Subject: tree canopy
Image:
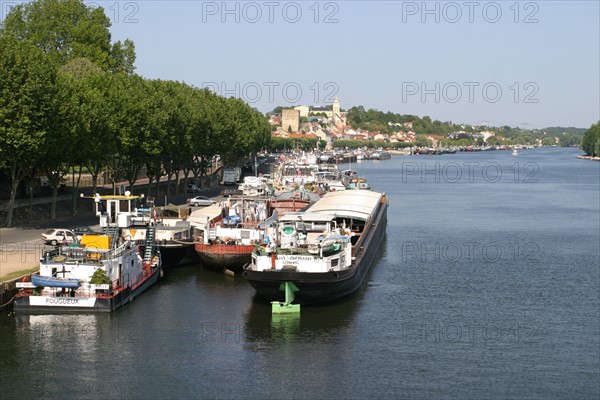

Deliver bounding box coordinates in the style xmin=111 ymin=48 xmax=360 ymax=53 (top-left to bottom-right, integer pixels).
xmin=0 ymin=0 xmax=270 ymax=226
xmin=581 ymin=122 xmax=600 ymax=156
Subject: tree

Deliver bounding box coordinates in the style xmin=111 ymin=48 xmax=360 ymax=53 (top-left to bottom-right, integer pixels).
xmin=541 ymin=136 xmax=555 ymax=146
xmin=110 ymin=39 xmax=136 ymax=74
xmin=487 ymin=136 xmax=499 ymax=146
xmin=111 ymin=74 xmax=155 ymax=190
xmin=38 ymin=59 xmax=116 ymax=219
xmin=558 ymin=133 xmax=579 ymax=147
xmin=2 ymin=0 xmax=112 ymax=67
xmin=2 ymin=0 xmax=135 ymax=72
xmin=0 ymin=35 xmax=57 ymax=227
xmin=415 ymin=134 xmax=432 ymax=147
xmin=581 ymin=122 xmax=600 ymax=156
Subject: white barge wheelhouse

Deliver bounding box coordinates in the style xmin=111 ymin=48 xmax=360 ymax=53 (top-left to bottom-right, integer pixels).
xmin=243 ymin=190 xmax=388 ymax=306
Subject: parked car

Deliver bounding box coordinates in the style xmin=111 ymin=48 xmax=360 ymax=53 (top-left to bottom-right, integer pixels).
xmin=186 ymin=196 xmax=216 ymax=207
xmin=71 ymin=226 xmax=99 ymax=236
xmin=41 ymin=229 xmax=78 ymax=246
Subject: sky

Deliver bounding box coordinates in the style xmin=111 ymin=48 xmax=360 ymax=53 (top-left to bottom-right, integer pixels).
xmin=4 ymin=0 xmax=599 ymax=128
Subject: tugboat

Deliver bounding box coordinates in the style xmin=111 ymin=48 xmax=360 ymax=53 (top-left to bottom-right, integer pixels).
xmin=14 ymin=193 xmax=162 ymax=312
xmin=243 ymin=190 xmax=388 ymax=312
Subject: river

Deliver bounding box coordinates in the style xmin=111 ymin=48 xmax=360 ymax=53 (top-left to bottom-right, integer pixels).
xmin=1 ymin=147 xmax=598 ymax=399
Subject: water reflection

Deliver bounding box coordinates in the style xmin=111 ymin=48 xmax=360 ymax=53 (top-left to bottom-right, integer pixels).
xmin=3 ymin=313 xmax=130 ymax=398
xmin=244 ymin=228 xmax=388 ymax=345
xmin=243 ymin=240 xmax=387 ymax=345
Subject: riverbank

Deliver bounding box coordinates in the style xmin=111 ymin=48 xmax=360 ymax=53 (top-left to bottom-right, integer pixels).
xmin=0 ymin=244 xmax=39 ymax=311
xmin=576 ymin=155 xmax=600 ymax=161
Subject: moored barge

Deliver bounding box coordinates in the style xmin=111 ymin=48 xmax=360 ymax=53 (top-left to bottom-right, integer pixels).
xmin=243 ymin=190 xmax=388 ymax=305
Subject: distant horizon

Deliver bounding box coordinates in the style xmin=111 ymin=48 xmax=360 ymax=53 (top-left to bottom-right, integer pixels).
xmin=257 ymin=101 xmax=593 ymax=131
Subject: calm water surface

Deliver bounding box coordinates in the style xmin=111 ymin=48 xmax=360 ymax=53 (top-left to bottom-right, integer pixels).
xmin=1 ymin=147 xmax=598 ymax=399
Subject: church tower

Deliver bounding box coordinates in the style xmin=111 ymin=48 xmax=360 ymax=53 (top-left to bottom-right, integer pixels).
xmin=333 ymin=97 xmax=340 ymax=117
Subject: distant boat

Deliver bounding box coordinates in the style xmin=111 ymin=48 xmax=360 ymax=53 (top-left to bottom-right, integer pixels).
xmin=512 ymin=149 xmax=518 ymax=156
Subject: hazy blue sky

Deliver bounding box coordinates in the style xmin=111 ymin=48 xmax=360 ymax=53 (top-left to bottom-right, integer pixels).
xmin=10 ymin=1 xmax=600 ymax=128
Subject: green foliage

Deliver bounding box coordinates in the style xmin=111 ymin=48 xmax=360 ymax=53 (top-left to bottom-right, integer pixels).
xmin=487 ymin=136 xmax=499 ymax=146
xmin=110 ymin=39 xmax=136 ymax=74
xmin=1 ymin=0 xmax=136 ymax=73
xmin=558 ymin=133 xmax=580 ymax=147
xmin=543 ymin=127 xmax=587 ymax=136
xmin=345 ymin=105 xmax=590 ymax=148
xmin=90 ymin=268 xmax=111 ymax=286
xmin=0 ymin=0 xmax=270 ymax=225
xmin=2 ymin=0 xmax=112 ymax=67
xmin=0 ymin=35 xmax=55 ymax=162
xmin=415 ymin=134 xmax=432 ymax=147
xmin=347 ymin=106 xmax=457 ymax=135
xmin=541 ymin=137 xmax=556 ymax=146
xmin=581 ymin=122 xmax=600 ymax=156
xmin=269 ymin=137 xmax=319 ymax=151
xmin=331 ymin=140 xmax=413 ymax=149
xmin=0 ymin=34 xmax=57 ymax=226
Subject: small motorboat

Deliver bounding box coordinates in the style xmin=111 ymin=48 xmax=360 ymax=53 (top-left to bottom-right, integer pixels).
xmin=31 ymin=274 xmax=81 ymax=289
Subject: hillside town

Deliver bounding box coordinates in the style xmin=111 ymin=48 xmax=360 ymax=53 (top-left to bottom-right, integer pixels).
xmin=267 ymin=97 xmax=572 ymax=149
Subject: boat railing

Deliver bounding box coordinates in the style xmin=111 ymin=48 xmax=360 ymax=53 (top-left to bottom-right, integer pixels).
xmin=37 ymin=286 xmax=102 ymax=298
xmin=112 ymin=240 xmax=133 ymax=256
xmin=113 ymin=273 xmax=130 ymax=293
xmin=42 ymin=246 xmax=112 ymax=264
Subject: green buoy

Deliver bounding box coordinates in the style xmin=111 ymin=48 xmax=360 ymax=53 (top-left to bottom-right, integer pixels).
xmin=271 ymin=281 xmax=300 ymax=314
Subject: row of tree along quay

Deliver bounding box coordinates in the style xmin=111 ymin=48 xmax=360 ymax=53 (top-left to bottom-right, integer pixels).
xmin=0 ymin=0 xmax=271 ymax=227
